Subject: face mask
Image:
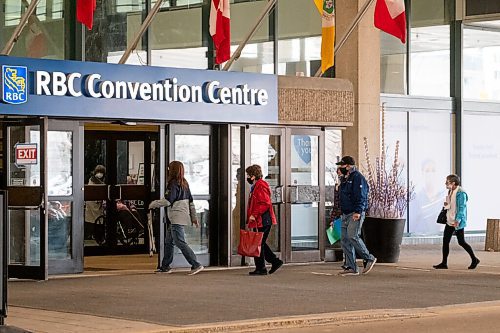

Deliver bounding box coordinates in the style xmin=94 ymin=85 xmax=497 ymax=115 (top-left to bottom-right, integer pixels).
xmin=446 ymin=184 xmax=453 ymax=190
xmin=95 ymin=173 xmax=104 ymax=179
xmin=246 ymin=177 xmax=254 ymax=185
xmin=339 ymin=167 xmax=348 ymax=176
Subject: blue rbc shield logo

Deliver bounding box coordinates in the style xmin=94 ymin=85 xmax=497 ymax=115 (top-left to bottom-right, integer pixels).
xmin=2 ymin=65 xmax=28 ymax=105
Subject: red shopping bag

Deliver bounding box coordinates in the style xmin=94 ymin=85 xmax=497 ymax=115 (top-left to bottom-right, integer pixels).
xmin=237 ymin=229 xmax=264 ymax=257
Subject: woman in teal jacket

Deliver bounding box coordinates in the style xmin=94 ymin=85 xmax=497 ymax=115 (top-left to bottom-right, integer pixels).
xmin=433 ymin=174 xmax=480 ymax=270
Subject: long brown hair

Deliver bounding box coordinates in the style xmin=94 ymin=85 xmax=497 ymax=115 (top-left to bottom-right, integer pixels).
xmin=167 ymin=161 xmax=189 ymax=189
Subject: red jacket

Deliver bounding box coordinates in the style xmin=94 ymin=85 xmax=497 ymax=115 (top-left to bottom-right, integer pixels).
xmin=247 ymin=179 xmax=277 ymax=228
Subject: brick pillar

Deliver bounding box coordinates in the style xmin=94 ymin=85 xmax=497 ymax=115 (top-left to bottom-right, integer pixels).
xmin=335 ymin=0 xmax=381 ymax=168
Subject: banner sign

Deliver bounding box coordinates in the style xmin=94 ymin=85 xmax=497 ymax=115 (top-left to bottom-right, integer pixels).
xmin=0 ymin=56 xmax=278 ymax=124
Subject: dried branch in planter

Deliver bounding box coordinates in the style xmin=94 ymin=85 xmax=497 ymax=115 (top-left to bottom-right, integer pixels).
xmin=363 ymin=105 xmax=414 ymax=219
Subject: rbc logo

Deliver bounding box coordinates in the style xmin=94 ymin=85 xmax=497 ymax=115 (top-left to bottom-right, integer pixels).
xmin=2 ymin=65 xmax=28 ymax=105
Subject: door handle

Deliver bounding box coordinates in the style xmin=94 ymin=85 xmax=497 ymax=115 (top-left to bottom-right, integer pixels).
xmin=107 ymin=185 xmax=111 ymax=201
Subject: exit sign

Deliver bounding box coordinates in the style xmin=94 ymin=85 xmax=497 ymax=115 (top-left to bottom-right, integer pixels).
xmin=15 ymin=143 xmax=38 ymax=166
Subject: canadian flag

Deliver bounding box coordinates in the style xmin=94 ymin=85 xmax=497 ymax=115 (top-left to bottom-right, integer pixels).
xmin=374 ymin=0 xmax=406 ymax=43
xmin=77 ymin=0 xmax=97 ymax=30
xmin=209 ymin=0 xmax=231 ymax=64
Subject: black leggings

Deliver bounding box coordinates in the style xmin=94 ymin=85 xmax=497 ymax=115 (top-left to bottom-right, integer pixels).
xmin=441 ymin=224 xmax=476 ymax=264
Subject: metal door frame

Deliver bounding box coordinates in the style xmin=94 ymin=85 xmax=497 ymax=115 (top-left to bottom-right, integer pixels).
xmin=286 ymin=127 xmax=325 ymax=263
xmin=4 ymin=117 xmax=48 ymax=280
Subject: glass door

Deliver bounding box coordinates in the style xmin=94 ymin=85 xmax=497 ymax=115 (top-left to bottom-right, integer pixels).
xmin=84 ymin=130 xmax=156 ymax=255
xmin=287 ymin=128 xmax=324 ymax=262
xmin=166 ymin=125 xmax=211 ymax=267
xmin=4 ymin=118 xmax=48 ymax=280
xmin=246 ymin=127 xmax=285 ymax=261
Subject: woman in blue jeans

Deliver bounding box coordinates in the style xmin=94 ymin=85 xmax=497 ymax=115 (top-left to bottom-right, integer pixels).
xmin=149 ymin=161 xmax=204 ymax=275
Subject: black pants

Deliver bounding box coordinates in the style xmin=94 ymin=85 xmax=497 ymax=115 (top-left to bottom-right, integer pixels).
xmin=254 ymin=225 xmax=278 ymax=271
xmin=441 ymin=224 xmax=476 ymax=264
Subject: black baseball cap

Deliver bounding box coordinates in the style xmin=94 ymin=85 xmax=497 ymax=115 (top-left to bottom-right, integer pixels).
xmin=336 ymin=156 xmax=356 ymax=166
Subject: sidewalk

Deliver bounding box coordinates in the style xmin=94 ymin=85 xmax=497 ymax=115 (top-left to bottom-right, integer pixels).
xmin=3 ymin=243 xmax=500 ymax=333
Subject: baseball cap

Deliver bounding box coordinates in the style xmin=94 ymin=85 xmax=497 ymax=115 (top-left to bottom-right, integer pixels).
xmin=336 ymin=156 xmax=356 ymax=166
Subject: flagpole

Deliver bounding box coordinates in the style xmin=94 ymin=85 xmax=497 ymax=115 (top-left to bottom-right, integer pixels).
xmin=222 ymin=0 xmax=277 ymax=71
xmin=314 ymin=0 xmax=376 ymax=77
xmin=1 ymin=0 xmax=41 ymax=55
xmin=119 ymin=0 xmax=165 ymax=64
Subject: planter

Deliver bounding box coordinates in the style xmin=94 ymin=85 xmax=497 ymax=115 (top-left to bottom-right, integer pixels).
xmin=362 ymin=217 xmax=406 ymax=263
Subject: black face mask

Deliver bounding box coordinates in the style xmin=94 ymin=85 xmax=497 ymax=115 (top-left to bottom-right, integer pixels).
xmin=246 ymin=177 xmax=254 ymax=185
xmin=339 ymin=167 xmax=348 ymax=175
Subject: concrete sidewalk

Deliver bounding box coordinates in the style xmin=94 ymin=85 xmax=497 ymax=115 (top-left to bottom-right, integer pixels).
xmin=3 ymin=243 xmax=500 ymax=333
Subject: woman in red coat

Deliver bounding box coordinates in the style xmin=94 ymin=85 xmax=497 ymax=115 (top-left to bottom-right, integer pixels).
xmin=245 ymin=164 xmax=283 ymax=275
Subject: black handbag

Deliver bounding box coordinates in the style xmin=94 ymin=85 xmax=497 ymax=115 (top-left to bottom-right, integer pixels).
xmin=436 ymin=208 xmax=447 ymax=224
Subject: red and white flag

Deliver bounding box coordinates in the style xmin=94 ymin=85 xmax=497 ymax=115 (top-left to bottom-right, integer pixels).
xmin=374 ymin=0 xmax=406 ymax=43
xmin=77 ymin=0 xmax=97 ymax=30
xmin=209 ymin=0 xmax=231 ymax=64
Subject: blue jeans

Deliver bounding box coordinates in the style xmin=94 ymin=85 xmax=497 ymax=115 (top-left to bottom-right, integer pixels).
xmin=341 ymin=212 xmax=375 ymax=272
xmin=161 ymin=223 xmax=201 ymax=269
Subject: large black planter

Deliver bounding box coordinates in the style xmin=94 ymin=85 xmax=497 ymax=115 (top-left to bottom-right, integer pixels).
xmin=362 ymin=217 xmax=406 ymax=263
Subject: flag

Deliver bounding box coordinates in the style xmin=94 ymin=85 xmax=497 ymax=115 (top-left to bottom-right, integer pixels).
xmin=374 ymin=0 xmax=406 ymax=43
xmin=77 ymin=0 xmax=97 ymax=30
xmin=314 ymin=0 xmax=335 ymax=74
xmin=210 ymin=0 xmax=231 ymax=64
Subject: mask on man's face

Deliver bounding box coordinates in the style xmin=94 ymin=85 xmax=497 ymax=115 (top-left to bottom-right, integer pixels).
xmin=339 ymin=167 xmax=348 ymax=176
xmin=246 ymin=177 xmax=254 ymax=185
xmin=95 ymin=173 xmax=104 ymax=179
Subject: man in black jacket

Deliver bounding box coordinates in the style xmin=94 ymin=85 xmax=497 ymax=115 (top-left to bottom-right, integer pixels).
xmin=337 ymin=156 xmax=376 ymax=276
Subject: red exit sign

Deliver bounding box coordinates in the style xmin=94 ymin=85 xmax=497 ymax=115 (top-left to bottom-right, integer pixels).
xmin=15 ymin=143 xmax=38 ymax=166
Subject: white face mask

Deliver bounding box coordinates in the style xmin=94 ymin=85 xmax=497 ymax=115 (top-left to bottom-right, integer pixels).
xmin=95 ymin=173 xmax=104 ymax=179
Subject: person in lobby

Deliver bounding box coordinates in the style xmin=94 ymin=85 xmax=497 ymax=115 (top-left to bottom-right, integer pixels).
xmin=336 ymin=156 xmax=377 ymax=276
xmin=245 ymin=164 xmax=283 ymax=275
xmin=149 ymin=161 xmax=204 ymax=275
xmin=433 ymin=174 xmax=480 ymax=270
xmin=84 ymin=165 xmax=106 ymax=243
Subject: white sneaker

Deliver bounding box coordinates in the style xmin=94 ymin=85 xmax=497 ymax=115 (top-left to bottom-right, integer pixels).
xmin=188 ymin=265 xmax=204 ymax=275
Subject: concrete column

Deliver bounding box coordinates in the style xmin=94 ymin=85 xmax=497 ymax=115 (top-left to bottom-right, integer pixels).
xmin=335 ymin=0 xmax=381 ymax=168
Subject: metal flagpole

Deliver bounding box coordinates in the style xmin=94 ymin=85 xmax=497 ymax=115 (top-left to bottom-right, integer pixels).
xmin=1 ymin=0 xmax=41 ymax=55
xmin=314 ymin=0 xmax=376 ymax=77
xmin=222 ymin=0 xmax=277 ymax=71
xmin=119 ymin=0 xmax=165 ymax=64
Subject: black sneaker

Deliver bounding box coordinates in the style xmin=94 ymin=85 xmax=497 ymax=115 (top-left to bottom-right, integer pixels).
xmin=433 ymin=263 xmax=448 ymax=269
xmin=468 ymin=258 xmax=480 ymax=270
xmin=269 ymin=260 xmax=283 ymax=274
xmin=155 ymin=266 xmax=172 ymax=274
xmin=249 ymin=270 xmax=267 ymax=276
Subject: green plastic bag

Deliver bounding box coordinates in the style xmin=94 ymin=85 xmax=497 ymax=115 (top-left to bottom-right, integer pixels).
xmin=326 ymin=217 xmax=342 ymax=244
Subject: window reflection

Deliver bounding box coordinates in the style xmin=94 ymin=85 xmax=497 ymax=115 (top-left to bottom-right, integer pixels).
xmin=48 ymin=131 xmax=72 ymax=196
xmin=48 ymin=201 xmax=72 ymax=259
xmin=174 ymin=135 xmax=209 ymax=195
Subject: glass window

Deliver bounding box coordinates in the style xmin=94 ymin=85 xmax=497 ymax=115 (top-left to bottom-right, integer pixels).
xmin=183 ymin=199 xmax=209 ymax=254
xmin=290 ymin=135 xmax=319 ymax=250
xmin=150 ymin=6 xmax=206 ymax=69
xmin=380 ymin=33 xmax=407 ymax=94
xmin=174 ymin=134 xmax=209 ymax=195
xmin=278 ymin=0 xmax=321 ymax=76
xmin=231 ymin=126 xmax=243 ymax=254
xmin=462 ymin=113 xmax=500 ymax=232
xmin=464 ymin=21 xmax=500 ymax=102
xmin=229 ymin=0 xmax=273 ymax=73
xmin=85 ymin=2 xmax=146 ymax=64
xmin=408 ymin=112 xmax=452 ymax=235
xmin=48 ymin=131 xmax=72 ymax=196
xmin=466 ymin=0 xmax=500 ymax=17
xmin=410 ymin=25 xmax=450 ymax=97
xmin=2 ymin=1 xmax=65 ymax=59
xmin=9 ymin=210 xmax=40 ymax=265
xmin=48 ymin=201 xmax=72 ymax=259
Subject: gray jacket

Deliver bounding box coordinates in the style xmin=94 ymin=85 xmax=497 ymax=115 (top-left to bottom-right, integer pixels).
xmin=149 ymin=180 xmax=197 ymax=226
